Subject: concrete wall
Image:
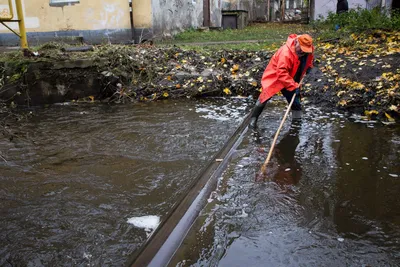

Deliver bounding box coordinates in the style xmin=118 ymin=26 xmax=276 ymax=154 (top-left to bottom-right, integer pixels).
xmin=151 ymin=0 xmax=204 ymax=38
xmin=0 ymin=0 xmax=152 ymax=45
xmin=314 ymin=0 xmax=366 ymax=20
xmin=211 ymin=0 xmax=223 ymax=28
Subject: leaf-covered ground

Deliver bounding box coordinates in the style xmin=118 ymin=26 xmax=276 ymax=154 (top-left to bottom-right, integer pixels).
xmin=303 ymin=30 xmax=400 ymax=122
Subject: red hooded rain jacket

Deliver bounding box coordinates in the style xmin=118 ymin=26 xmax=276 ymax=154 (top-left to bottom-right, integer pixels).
xmin=259 ymin=34 xmax=314 ymax=103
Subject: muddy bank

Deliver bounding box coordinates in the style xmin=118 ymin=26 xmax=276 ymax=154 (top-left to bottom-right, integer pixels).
xmin=0 ymin=45 xmax=270 ymax=106
xmin=0 ymin=30 xmax=399 ymax=122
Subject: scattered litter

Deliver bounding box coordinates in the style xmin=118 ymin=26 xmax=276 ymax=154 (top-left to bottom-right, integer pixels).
xmin=362 ymin=157 xmax=368 ymax=160
xmin=237 ymin=209 xmax=248 ymax=218
xmin=127 ymin=215 xmax=160 ymax=236
xmin=337 ymin=237 xmax=344 ymax=242
xmin=215 ymin=158 xmax=223 ymax=162
xmin=285 ymin=168 xmax=291 ymax=172
xmin=389 ymin=174 xmax=398 ymax=178
xmin=83 ymin=252 xmax=92 ymax=259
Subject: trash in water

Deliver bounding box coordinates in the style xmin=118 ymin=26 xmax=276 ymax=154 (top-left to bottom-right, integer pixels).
xmin=127 ymin=215 xmax=160 ymax=236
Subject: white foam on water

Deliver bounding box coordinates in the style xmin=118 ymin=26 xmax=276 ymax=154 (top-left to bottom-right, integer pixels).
xmin=195 ymin=103 xmax=244 ymax=122
xmin=127 ymin=215 xmax=160 ymax=233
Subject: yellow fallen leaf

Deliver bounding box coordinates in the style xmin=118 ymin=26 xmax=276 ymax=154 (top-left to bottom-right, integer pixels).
xmin=365 ymin=110 xmax=378 ymax=117
xmin=338 ymin=99 xmax=347 ymax=106
xmin=251 ymin=81 xmax=258 ymax=87
xmin=350 ymin=81 xmax=365 ymax=90
xmin=385 ymin=112 xmax=395 ymax=122
xmin=163 ymin=92 xmax=169 ymax=97
xmin=337 ymin=91 xmax=346 ymax=97
xmin=389 ymin=105 xmax=398 ymax=112
xmin=89 ymin=96 xmax=94 ymax=102
xmin=231 ymin=64 xmax=239 ymax=73
xmin=223 ymin=88 xmax=232 ymax=95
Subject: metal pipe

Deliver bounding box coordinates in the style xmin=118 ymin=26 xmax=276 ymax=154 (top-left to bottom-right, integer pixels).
xmin=0 ymin=21 xmax=20 ymax=37
xmin=129 ymin=0 xmax=135 ymax=43
xmin=15 ymin=0 xmax=28 ymax=48
xmin=0 ymin=0 xmax=14 ymax=20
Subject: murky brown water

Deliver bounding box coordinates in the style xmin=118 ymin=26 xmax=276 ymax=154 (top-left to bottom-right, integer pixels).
xmin=0 ymin=99 xmax=248 ymax=266
xmin=170 ymin=104 xmax=400 ymax=266
xmin=1 ymin=98 xmax=400 ymax=267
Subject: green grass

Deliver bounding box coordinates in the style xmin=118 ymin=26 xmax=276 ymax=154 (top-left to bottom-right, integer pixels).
xmin=162 ymin=40 xmax=282 ymax=51
xmin=159 ymin=22 xmax=311 ymax=50
xmin=312 ymin=8 xmax=400 ymax=40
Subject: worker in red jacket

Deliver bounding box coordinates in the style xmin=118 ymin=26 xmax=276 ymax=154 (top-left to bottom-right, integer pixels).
xmin=249 ymin=34 xmax=314 ymax=128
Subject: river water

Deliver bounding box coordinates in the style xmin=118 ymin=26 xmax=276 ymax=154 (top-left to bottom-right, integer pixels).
xmin=1 ymin=98 xmax=399 ymax=266
xmin=171 ymin=102 xmax=400 ymax=266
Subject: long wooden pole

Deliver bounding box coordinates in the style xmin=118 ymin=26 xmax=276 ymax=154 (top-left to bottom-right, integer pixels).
xmin=259 ymin=93 xmax=296 ymax=179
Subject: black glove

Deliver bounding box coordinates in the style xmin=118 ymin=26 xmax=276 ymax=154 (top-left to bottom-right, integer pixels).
xmin=295 ymin=88 xmax=301 ymax=100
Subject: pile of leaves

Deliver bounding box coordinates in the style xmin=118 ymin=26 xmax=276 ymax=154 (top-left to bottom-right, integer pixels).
xmin=93 ymin=45 xmax=272 ymax=102
xmin=303 ymin=29 xmax=400 ymax=122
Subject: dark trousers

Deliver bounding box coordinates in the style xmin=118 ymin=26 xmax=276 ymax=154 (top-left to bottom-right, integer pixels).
xmin=251 ymin=88 xmax=301 ymax=120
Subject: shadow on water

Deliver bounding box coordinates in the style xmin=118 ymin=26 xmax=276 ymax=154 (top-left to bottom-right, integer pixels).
xmin=0 ymin=98 xmax=250 ymax=266
xmin=170 ymin=104 xmax=400 ymax=267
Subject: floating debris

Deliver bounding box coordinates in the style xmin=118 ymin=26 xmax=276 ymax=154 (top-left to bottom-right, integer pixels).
xmin=127 ymin=215 xmax=160 ymax=236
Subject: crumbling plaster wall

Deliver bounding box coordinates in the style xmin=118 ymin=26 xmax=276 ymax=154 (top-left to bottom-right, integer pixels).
xmin=152 ymin=0 xmax=203 ymax=38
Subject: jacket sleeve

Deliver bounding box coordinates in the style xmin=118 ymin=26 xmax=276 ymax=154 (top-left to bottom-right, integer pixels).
xmin=276 ymin=52 xmax=299 ymax=91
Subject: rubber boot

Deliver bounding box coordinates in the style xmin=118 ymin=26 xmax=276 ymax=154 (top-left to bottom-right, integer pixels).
xmin=292 ymin=110 xmax=302 ymax=120
xmin=249 ymin=100 xmax=266 ymax=129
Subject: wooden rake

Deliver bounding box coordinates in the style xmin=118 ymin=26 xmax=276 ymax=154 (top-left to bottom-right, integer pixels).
xmin=255 ymin=92 xmax=297 ymax=182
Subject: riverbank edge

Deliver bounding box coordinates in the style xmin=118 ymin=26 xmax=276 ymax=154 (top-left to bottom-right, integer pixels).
xmin=0 ymin=39 xmax=399 ymax=122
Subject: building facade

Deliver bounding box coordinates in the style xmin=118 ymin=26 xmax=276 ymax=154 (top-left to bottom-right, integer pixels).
xmin=0 ymin=0 xmax=224 ymax=46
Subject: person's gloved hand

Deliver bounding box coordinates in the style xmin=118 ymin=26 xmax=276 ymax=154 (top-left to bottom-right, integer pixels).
xmin=295 ymin=88 xmax=301 ymax=100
